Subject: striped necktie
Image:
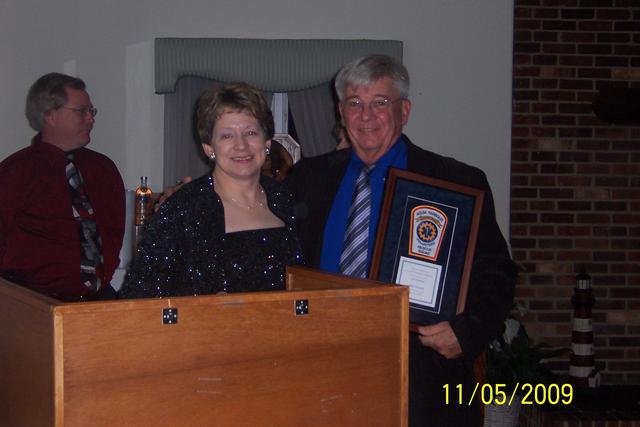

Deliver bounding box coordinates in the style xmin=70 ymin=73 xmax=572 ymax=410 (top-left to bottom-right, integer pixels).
xmin=66 ymin=153 xmax=103 ymax=293
xmin=340 ymin=164 xmax=374 ymax=278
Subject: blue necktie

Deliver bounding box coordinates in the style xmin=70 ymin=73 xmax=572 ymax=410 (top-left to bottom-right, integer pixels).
xmin=340 ymin=165 xmax=374 ymax=278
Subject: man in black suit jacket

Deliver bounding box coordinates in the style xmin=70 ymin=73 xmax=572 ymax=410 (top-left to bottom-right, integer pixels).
xmin=288 ymin=54 xmax=517 ymax=426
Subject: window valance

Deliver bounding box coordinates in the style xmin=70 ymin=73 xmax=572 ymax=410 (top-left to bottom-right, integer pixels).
xmin=155 ymin=38 xmax=403 ymax=94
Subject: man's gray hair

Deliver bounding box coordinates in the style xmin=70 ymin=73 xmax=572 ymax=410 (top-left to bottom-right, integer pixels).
xmin=25 ymin=73 xmax=86 ymax=131
xmin=334 ymin=54 xmax=410 ymax=101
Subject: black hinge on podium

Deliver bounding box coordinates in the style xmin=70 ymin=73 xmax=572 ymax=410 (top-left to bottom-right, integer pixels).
xmin=295 ymin=299 xmax=309 ymax=315
xmin=163 ymin=308 xmax=178 ymax=324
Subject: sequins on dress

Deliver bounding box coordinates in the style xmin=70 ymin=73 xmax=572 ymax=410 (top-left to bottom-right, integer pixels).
xmin=119 ymin=174 xmax=302 ymax=298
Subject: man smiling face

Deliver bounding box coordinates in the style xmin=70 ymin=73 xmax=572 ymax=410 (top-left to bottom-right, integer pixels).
xmin=339 ymin=77 xmax=411 ymax=165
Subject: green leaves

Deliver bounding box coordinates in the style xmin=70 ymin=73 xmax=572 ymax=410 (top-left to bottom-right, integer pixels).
xmin=487 ymin=318 xmax=569 ymax=394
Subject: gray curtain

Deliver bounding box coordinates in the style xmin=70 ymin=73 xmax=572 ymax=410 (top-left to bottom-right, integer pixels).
xmin=289 ymin=82 xmax=338 ymax=157
xmin=157 ymin=38 xmax=404 ymax=185
xmin=163 ymin=77 xmax=220 ymax=186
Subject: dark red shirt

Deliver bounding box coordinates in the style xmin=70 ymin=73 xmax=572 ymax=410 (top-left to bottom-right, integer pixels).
xmin=0 ymin=136 xmax=125 ymax=301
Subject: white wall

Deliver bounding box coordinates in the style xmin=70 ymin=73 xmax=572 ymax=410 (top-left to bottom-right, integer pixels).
xmin=0 ymin=0 xmax=513 ymax=237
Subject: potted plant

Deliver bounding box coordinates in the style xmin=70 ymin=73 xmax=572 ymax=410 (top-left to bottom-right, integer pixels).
xmin=484 ymin=311 xmax=568 ymax=427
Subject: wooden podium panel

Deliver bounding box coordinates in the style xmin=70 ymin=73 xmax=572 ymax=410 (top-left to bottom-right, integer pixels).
xmin=0 ymin=267 xmax=408 ymax=426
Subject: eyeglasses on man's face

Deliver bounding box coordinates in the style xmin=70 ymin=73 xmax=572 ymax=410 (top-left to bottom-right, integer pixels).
xmin=342 ymin=97 xmax=403 ymax=114
xmin=61 ymin=106 xmax=98 ymax=118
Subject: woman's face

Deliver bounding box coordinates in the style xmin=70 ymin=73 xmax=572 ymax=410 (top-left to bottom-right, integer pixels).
xmin=203 ymin=109 xmax=270 ymax=182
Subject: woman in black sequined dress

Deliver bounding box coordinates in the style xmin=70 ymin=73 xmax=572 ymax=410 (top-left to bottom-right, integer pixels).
xmin=119 ymin=83 xmax=302 ymax=298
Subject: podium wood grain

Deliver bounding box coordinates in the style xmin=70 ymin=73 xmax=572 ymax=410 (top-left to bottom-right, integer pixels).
xmin=0 ymin=267 xmax=408 ymax=426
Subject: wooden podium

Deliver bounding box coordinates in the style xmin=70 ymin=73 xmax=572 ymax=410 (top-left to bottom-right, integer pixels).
xmin=0 ymin=266 xmax=408 ymax=426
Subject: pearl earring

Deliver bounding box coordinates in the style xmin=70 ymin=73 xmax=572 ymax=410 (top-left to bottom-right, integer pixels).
xmin=265 ymin=147 xmax=270 ymax=155
xmin=210 ymin=152 xmax=216 ymax=160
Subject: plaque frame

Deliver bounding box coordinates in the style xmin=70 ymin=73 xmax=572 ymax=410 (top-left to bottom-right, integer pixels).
xmin=369 ymin=168 xmax=484 ymax=328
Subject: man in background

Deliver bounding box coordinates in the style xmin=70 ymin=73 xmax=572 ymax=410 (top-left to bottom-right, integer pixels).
xmin=332 ymin=121 xmax=351 ymax=150
xmin=0 ymin=73 xmax=125 ymax=301
xmin=288 ymin=55 xmax=517 ymax=426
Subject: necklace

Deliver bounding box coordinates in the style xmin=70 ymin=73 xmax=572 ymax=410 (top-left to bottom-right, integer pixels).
xmin=212 ymin=176 xmax=266 ymax=210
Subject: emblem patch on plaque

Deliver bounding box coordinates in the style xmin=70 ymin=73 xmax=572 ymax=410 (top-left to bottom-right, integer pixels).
xmin=409 ymin=205 xmax=448 ymax=261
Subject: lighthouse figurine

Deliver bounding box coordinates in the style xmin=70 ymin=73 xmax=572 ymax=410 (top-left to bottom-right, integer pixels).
xmin=569 ymin=269 xmax=600 ymax=388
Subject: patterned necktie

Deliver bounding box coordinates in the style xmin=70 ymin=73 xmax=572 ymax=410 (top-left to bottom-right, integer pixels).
xmin=340 ymin=164 xmax=374 ymax=278
xmin=66 ymin=153 xmax=103 ymax=293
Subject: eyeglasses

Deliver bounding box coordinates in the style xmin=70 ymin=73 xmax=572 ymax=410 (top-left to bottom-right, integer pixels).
xmin=342 ymin=97 xmax=403 ymax=113
xmin=61 ymin=106 xmax=98 ymax=117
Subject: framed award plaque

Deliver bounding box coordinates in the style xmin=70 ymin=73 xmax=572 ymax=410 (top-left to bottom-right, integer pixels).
xmin=369 ymin=168 xmax=484 ymax=328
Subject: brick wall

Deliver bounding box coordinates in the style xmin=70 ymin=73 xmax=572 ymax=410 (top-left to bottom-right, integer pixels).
xmin=511 ymin=0 xmax=640 ymax=384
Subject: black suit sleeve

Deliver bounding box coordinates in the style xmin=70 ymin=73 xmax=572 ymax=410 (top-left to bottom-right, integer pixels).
xmin=286 ymin=150 xmax=350 ymax=267
xmin=448 ymin=169 xmax=517 ymax=362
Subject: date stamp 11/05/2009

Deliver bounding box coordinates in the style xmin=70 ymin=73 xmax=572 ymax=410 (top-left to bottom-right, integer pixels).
xmin=442 ymin=383 xmax=574 ymax=406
